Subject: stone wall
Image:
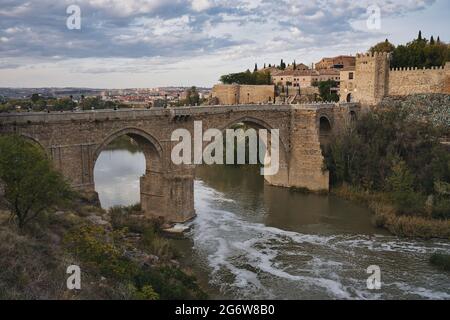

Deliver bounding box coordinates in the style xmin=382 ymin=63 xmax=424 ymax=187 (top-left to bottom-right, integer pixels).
xmin=212 ymin=84 xmax=275 ymax=105
xmin=388 ymin=64 xmax=450 ymax=96
xmin=348 ymin=53 xmax=449 ymax=105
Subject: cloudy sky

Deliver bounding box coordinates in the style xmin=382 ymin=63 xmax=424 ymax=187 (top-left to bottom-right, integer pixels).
xmin=0 ymin=0 xmax=448 ymax=88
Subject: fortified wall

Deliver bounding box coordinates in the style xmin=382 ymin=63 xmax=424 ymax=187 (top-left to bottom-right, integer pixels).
xmin=388 ymin=65 xmax=450 ymax=96
xmin=341 ymin=52 xmax=450 ymax=105
xmin=212 ymin=84 xmax=275 ymax=105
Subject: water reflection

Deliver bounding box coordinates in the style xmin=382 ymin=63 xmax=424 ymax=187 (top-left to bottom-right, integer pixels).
xmin=195 ymin=165 xmax=382 ymax=235
xmin=94 ymin=149 xmax=145 ymax=209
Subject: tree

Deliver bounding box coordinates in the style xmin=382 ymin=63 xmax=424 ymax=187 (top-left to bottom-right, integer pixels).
xmin=387 ymin=158 xmax=424 ymax=214
xmin=389 ymin=32 xmax=449 ymax=68
xmin=370 ymin=39 xmax=395 ymax=53
xmin=31 ymin=93 xmax=40 ymax=103
xmin=418 ymin=30 xmax=422 ymax=41
xmin=220 ymin=70 xmax=272 ymax=85
xmin=254 ymin=63 xmax=258 ymax=72
xmin=318 ymin=80 xmax=339 ymax=102
xmin=0 ymin=135 xmax=72 ymax=229
xmin=185 ymin=86 xmax=200 ymax=105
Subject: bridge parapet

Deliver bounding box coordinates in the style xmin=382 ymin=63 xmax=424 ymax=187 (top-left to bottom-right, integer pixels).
xmin=0 ymin=103 xmax=341 ymax=124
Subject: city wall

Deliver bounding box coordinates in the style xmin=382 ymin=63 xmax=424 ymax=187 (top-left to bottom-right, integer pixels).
xmin=212 ymin=84 xmax=275 ymax=105
xmin=388 ymin=64 xmax=450 ymax=96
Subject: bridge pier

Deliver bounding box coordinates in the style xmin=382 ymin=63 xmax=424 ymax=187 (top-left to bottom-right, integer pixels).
xmin=140 ymin=168 xmax=195 ymax=223
xmin=287 ymin=107 xmax=330 ymax=192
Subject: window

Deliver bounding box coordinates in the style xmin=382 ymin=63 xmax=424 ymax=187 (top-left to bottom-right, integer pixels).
xmin=349 ymin=72 xmax=354 ymax=80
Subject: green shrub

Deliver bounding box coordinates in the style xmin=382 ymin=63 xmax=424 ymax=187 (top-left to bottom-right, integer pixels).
xmin=64 ymin=225 xmax=136 ymax=280
xmin=134 ymin=266 xmax=207 ymax=300
xmin=142 ymin=226 xmax=174 ymax=261
xmin=128 ymin=284 xmax=160 ymax=300
xmin=429 ymin=253 xmax=450 ymax=271
xmin=432 ymin=197 xmax=450 ymax=219
xmin=387 ymin=159 xmax=425 ymax=215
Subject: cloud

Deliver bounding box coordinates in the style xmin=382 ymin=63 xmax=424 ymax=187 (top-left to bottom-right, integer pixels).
xmin=0 ymin=0 xmax=443 ymax=87
xmin=191 ymin=0 xmax=212 ymax=12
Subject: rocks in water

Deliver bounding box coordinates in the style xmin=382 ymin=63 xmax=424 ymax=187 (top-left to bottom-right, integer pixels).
xmin=162 ymin=224 xmax=191 ymax=238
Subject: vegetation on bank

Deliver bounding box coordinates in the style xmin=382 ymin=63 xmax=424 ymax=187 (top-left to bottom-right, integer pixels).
xmin=0 ymin=135 xmax=206 ymax=300
xmin=323 ymin=100 xmax=450 ymax=239
xmin=429 ymin=253 xmax=450 ymax=271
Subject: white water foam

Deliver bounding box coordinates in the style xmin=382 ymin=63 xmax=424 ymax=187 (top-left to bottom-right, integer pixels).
xmin=188 ymin=180 xmax=450 ymax=300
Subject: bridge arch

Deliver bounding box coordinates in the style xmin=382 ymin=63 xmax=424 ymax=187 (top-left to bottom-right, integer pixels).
xmin=20 ymin=134 xmax=50 ymax=158
xmin=319 ymin=116 xmax=332 ymax=147
xmin=349 ymin=110 xmax=357 ymax=122
xmin=217 ymin=116 xmax=290 ymax=187
xmin=93 ymin=127 xmax=167 ymax=214
xmin=346 ymin=93 xmax=353 ymax=103
xmin=93 ymin=127 xmax=164 ymax=173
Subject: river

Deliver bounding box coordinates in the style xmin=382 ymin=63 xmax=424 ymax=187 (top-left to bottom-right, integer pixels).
xmin=94 ymin=145 xmax=450 ymax=300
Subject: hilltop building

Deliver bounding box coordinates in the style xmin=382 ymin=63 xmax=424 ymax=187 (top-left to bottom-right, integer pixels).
xmin=315 ymin=55 xmax=356 ymax=70
xmin=272 ymin=69 xmax=340 ymax=88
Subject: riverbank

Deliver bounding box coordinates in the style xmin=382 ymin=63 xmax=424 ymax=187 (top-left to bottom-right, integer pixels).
xmin=0 ymin=197 xmax=207 ymax=300
xmin=332 ymin=185 xmax=450 ymax=239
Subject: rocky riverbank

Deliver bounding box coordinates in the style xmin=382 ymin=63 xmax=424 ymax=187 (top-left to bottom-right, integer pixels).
xmin=0 ymin=197 xmax=206 ymax=300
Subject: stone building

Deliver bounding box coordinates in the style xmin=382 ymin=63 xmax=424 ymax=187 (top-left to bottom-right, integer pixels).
xmin=272 ymin=69 xmax=340 ymax=88
xmin=315 ymin=55 xmax=356 ymax=70
xmin=339 ymin=52 xmax=450 ymax=104
xmin=339 ymin=67 xmax=356 ymax=102
xmin=211 ymin=84 xmax=275 ymax=105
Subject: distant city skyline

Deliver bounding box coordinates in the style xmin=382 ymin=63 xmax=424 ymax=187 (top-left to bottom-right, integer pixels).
xmin=0 ymin=0 xmax=449 ymax=89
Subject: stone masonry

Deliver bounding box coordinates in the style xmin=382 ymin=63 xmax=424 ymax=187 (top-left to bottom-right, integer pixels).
xmin=212 ymin=84 xmax=275 ymax=105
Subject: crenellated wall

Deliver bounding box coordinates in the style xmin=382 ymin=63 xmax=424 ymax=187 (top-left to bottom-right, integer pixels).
xmin=388 ymin=64 xmax=450 ymax=96
xmin=344 ymin=52 xmax=450 ymax=105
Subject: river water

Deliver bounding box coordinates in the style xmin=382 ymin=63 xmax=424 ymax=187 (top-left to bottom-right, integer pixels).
xmin=94 ymin=146 xmax=450 ymax=300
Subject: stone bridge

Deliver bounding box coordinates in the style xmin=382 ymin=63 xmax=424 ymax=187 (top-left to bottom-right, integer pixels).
xmin=0 ymin=103 xmax=360 ymax=222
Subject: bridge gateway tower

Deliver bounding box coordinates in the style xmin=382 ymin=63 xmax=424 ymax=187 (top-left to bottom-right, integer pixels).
xmin=353 ymin=52 xmax=390 ymax=105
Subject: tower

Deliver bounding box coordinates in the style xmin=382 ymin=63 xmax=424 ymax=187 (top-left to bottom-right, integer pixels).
xmin=353 ymin=52 xmax=390 ymax=105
